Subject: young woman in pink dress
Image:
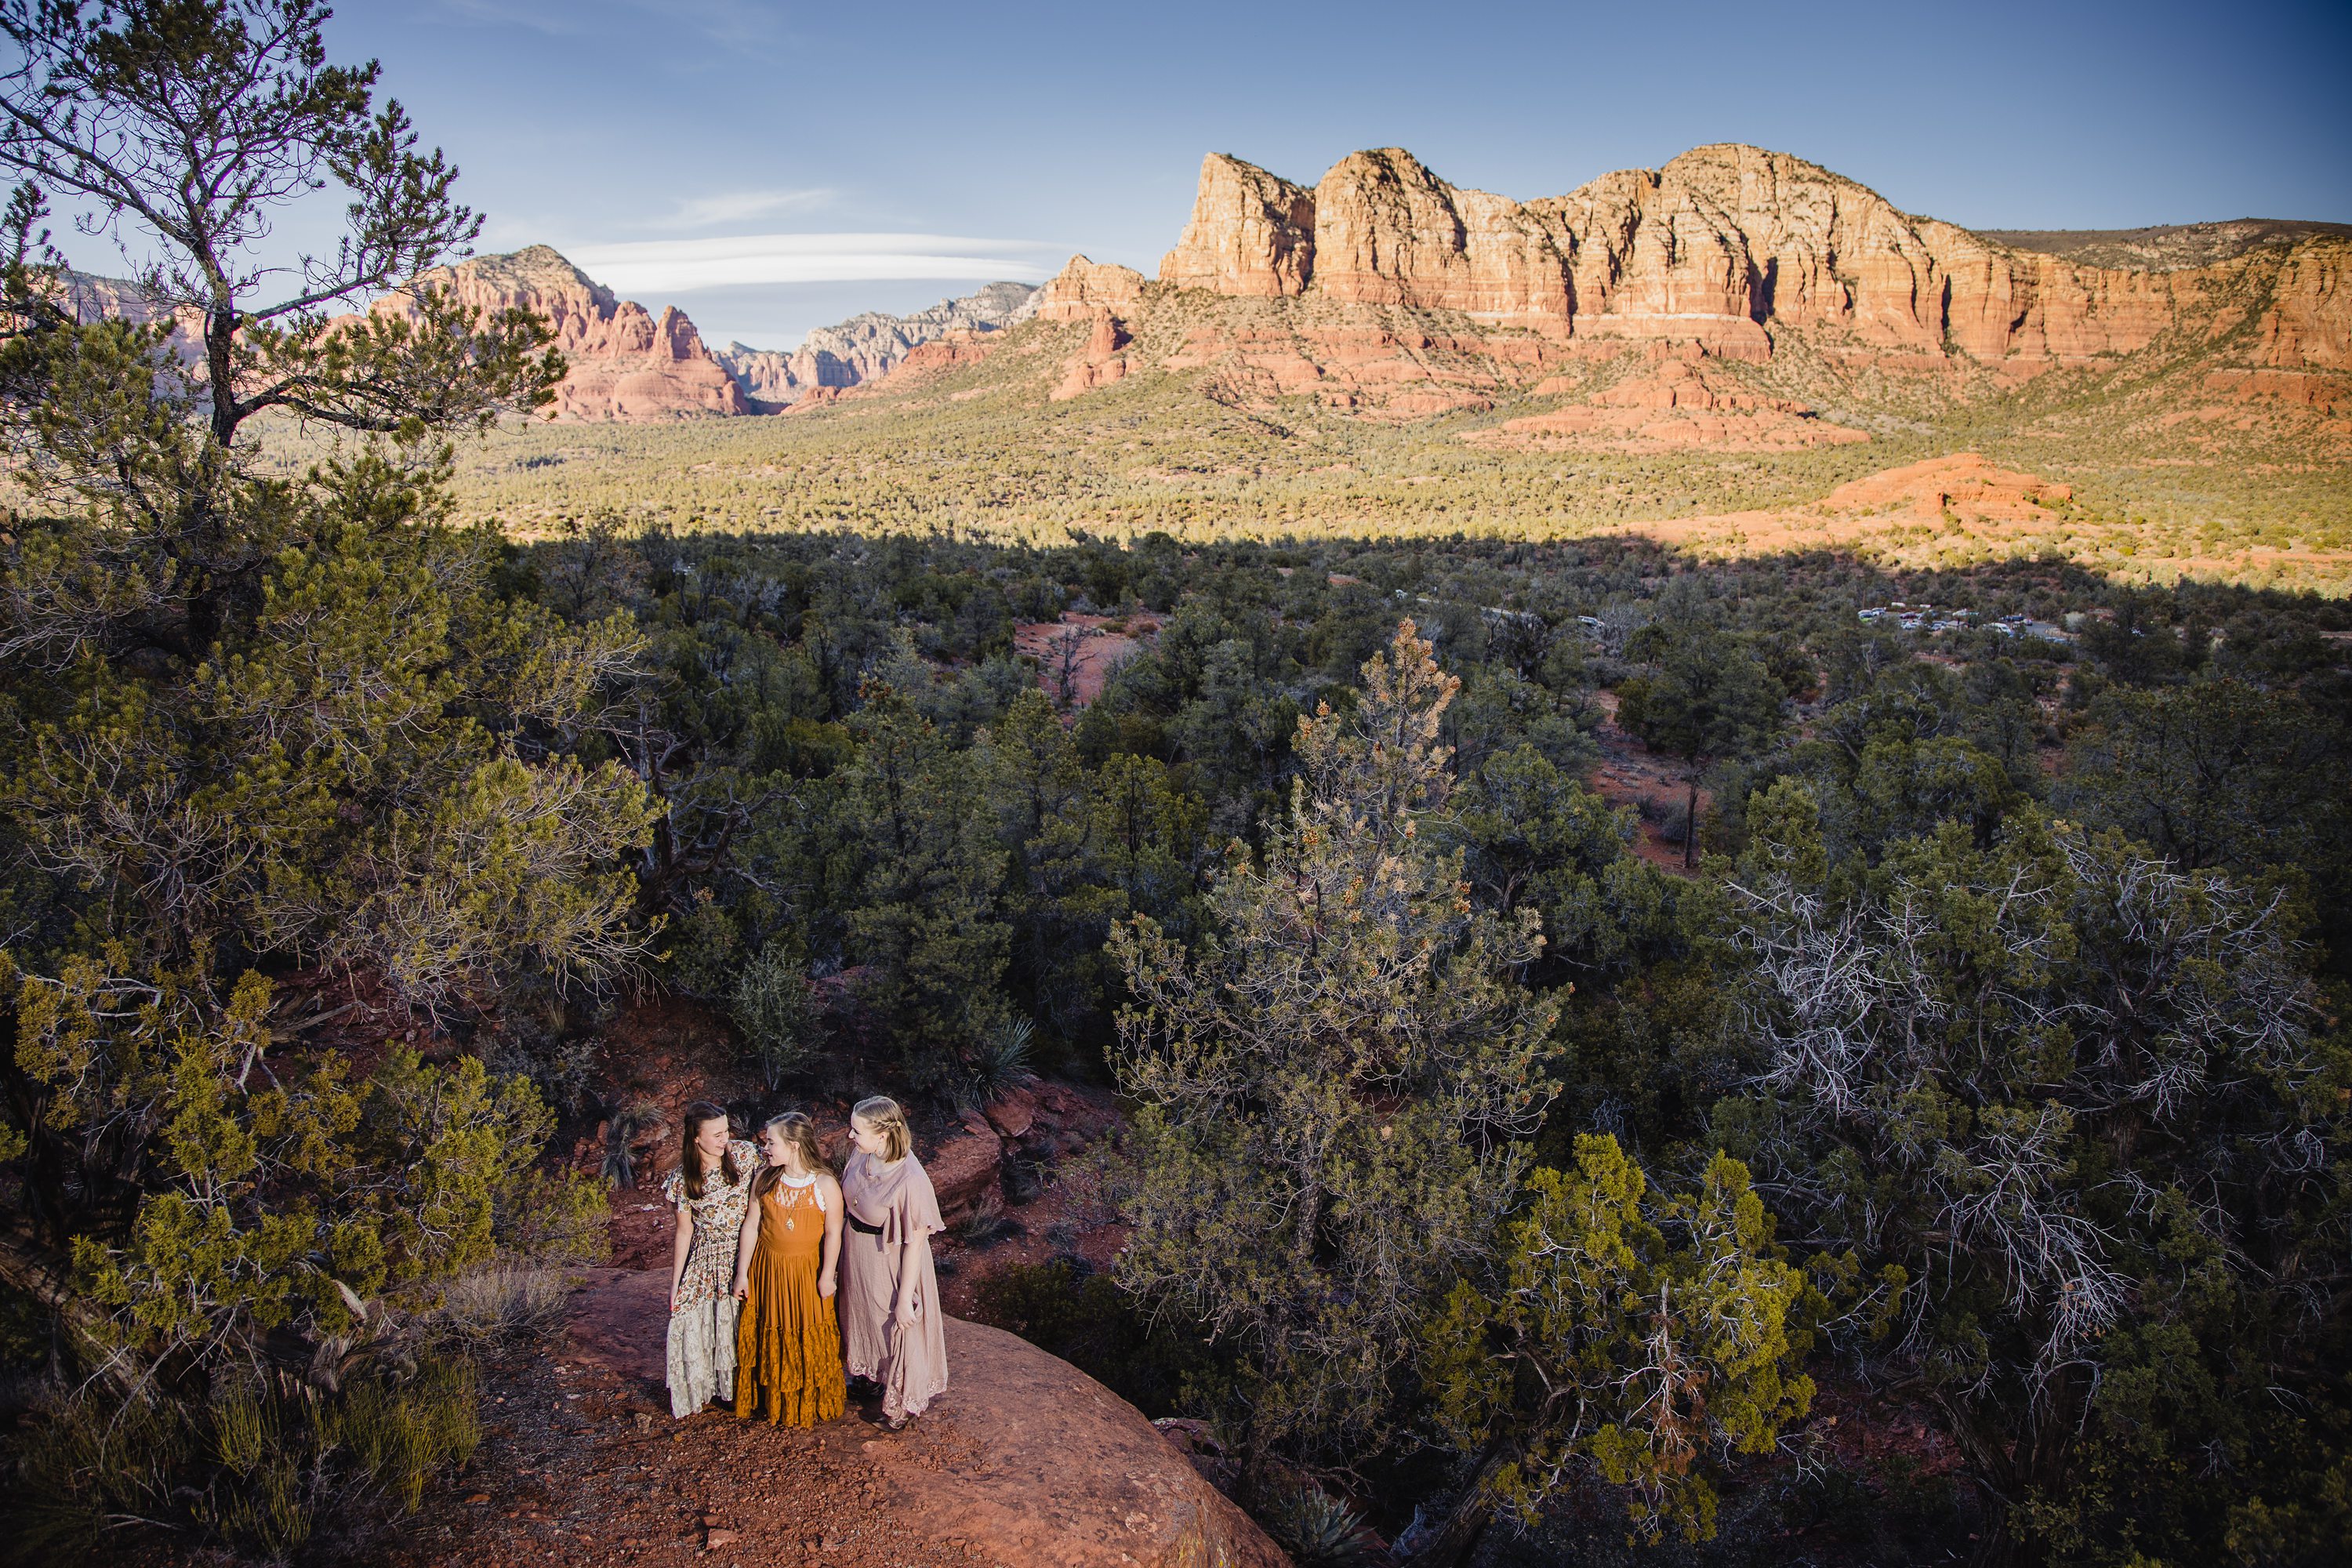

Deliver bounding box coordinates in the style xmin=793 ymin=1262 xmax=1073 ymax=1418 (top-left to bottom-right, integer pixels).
xmin=837 ymin=1095 xmax=948 ymax=1428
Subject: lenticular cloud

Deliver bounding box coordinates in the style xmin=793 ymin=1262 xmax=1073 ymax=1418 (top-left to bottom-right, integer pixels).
xmin=568 ymin=233 xmax=1061 ymax=292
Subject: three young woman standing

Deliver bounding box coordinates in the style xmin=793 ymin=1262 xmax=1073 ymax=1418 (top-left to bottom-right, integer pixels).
xmin=659 ymin=1094 xmax=947 ymax=1430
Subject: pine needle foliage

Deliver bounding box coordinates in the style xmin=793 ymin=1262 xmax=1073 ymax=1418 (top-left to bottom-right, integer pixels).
xmin=1109 ymin=621 xmax=1559 ymax=1458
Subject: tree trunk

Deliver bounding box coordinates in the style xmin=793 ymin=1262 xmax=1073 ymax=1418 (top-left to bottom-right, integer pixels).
xmin=207 ymin=307 xmax=242 ymax=448
xmin=0 ymin=1214 xmax=132 ymax=1394
xmin=1403 ymin=1435 xmax=1514 ymax=1568
xmin=1684 ymin=771 xmax=1700 ymax=869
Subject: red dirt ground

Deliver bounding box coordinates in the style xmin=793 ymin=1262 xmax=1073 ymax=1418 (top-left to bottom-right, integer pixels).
xmin=1011 ymin=613 xmax=1160 ymax=706
xmin=1584 ymin=690 xmax=1707 ymax=873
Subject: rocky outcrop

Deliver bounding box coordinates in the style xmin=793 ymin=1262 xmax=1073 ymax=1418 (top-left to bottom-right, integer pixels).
xmin=1149 ymin=143 xmax=2352 ymax=372
xmin=394 ymin=245 xmax=750 ymax=420
xmin=1159 ymin=153 xmax=1316 ymax=297
xmin=54 ymin=268 xmax=205 ymax=362
xmin=1311 ymin=148 xmax=1573 ymax=328
xmin=1626 ymin=452 xmax=2108 ymax=575
xmin=59 ymin=268 xmax=176 ymax=327
xmin=551 ymin=1272 xmax=1288 ymax=1568
xmin=2255 ymin=241 xmax=2352 ymax=369
xmin=2203 ymin=367 xmax=2349 ymax=412
xmin=1051 ymin=309 xmax=1134 ymax=400
xmin=1032 ymin=256 xmax=1149 ymax=321
xmin=713 ymin=281 xmax=1040 ymax=410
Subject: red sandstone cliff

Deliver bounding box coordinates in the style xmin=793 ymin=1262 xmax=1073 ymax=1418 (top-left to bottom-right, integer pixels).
xmin=1151 ymin=143 xmax=2351 ymax=372
xmin=1159 ymin=153 xmax=1316 ymax=298
xmin=1032 ymin=255 xmax=1149 ymax=322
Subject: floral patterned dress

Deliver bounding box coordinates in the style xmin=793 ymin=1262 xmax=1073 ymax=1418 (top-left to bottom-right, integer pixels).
xmin=662 ymin=1138 xmax=757 ymax=1417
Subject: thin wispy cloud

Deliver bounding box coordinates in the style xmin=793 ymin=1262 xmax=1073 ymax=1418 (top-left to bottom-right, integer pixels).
xmin=645 ymin=189 xmax=837 ymax=230
xmin=430 ymin=0 xmax=789 ymax=54
xmin=567 ymin=233 xmax=1063 ymax=292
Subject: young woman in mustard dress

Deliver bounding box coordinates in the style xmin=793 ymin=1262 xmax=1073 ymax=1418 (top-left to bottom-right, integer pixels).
xmin=730 ymin=1112 xmax=847 ymax=1426
xmin=839 ymin=1094 xmax=948 ymax=1428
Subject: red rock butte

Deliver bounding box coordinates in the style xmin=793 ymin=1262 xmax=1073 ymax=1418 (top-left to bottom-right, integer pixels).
xmin=1148 ymin=143 xmax=2350 ymax=368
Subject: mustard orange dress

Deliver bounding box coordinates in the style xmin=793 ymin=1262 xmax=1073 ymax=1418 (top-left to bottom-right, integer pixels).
xmin=734 ymin=1174 xmax=846 ymax=1426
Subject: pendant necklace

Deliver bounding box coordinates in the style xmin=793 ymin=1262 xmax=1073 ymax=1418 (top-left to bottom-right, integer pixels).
xmin=779 ymin=1171 xmax=820 ymax=1231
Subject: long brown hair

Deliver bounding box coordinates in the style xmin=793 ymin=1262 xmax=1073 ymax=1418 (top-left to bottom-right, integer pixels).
xmin=681 ymin=1101 xmax=739 ymax=1199
xmin=851 ymin=1095 xmax=912 ymax=1163
xmin=751 ymin=1111 xmax=829 ymax=1199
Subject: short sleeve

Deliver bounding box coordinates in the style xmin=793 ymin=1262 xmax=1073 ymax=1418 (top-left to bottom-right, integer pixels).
xmin=895 ymin=1160 xmax=946 ymax=1240
xmin=661 ymin=1168 xmax=684 ymax=1207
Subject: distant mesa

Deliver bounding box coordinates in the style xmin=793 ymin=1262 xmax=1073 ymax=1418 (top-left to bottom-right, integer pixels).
xmin=1982 ymin=219 xmax=2352 ymax=273
xmin=711 ymin=281 xmax=1040 ymax=413
xmin=375 ymin=245 xmax=1040 ymax=423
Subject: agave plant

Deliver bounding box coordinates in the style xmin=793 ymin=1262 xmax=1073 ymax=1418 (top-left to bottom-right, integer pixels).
xmin=1262 ymin=1483 xmax=1381 ymax=1568
xmin=954 ymin=1016 xmax=1037 ymax=1113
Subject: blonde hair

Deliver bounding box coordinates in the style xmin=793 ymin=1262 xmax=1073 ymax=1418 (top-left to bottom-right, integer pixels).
xmin=753 ymin=1111 xmax=828 ymax=1197
xmin=851 ymin=1095 xmax=912 ymax=1163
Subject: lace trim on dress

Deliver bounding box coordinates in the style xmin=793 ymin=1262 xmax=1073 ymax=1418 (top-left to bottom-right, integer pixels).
xmin=775 ymin=1171 xmax=826 ymax=1212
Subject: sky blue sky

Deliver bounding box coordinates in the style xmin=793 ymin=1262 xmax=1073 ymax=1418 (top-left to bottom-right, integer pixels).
xmin=67 ymin=0 xmax=2352 ymax=349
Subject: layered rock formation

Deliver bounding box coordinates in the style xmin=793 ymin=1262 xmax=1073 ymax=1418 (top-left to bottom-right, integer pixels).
xmin=1032 ymin=256 xmax=1149 ymax=321
xmin=2256 ymin=243 xmax=2351 ymax=370
xmin=56 ymin=268 xmax=205 ymax=362
xmin=1311 ymin=149 xmax=1573 ymax=328
xmin=395 ymin=245 xmax=750 ymax=420
xmin=1151 ymin=143 xmax=2352 ymax=372
xmin=1159 ymin=153 xmax=1316 ymax=297
xmin=380 ymin=251 xmax=1044 ymax=420
xmin=1052 ymin=310 xmax=1134 ymax=401
xmin=713 ymin=280 xmax=1039 ymax=411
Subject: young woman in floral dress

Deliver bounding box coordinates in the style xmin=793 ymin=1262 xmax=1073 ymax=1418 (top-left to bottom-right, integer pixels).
xmin=662 ymin=1102 xmax=758 ymax=1417
xmin=731 ymin=1111 xmax=846 ymax=1426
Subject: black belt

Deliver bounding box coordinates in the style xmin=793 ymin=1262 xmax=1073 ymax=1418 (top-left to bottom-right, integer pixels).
xmin=847 ymin=1214 xmax=883 ymax=1236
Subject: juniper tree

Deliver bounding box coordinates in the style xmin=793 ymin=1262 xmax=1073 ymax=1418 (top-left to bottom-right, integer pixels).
xmin=1616 ymin=625 xmax=1786 ymax=868
xmin=1717 ymin=783 xmax=2350 ymax=1563
xmin=1417 ymin=1136 xmax=1814 ymax=1562
xmin=1109 ymin=622 xmax=1560 ymax=1459
xmin=979 ymin=689 xmax=1205 ymax=1051
xmin=0 ymin=2 xmax=648 ymax=1548
xmin=828 ymin=683 xmax=1011 ymax=1086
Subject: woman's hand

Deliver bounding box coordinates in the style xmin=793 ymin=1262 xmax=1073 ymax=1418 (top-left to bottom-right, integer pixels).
xmin=894 ymin=1295 xmax=918 ymax=1330
xmin=732 ymin=1272 xmax=749 ymax=1301
xmin=818 ymin=1270 xmax=837 ymax=1299
xmin=669 ymin=1280 xmax=681 ymax=1313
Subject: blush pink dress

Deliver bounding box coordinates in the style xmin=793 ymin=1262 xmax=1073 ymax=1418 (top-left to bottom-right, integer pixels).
xmin=838 ymin=1149 xmax=949 ymax=1421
